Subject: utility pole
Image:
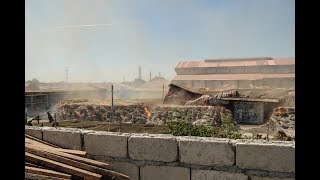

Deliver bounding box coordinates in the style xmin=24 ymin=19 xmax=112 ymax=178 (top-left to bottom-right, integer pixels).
xmin=267 ymin=123 xmax=270 ymax=141
xmin=109 ymin=84 xmax=114 ymax=132
xmin=139 ymin=66 xmax=141 ymax=80
xmin=162 ymin=84 xmax=165 ymax=99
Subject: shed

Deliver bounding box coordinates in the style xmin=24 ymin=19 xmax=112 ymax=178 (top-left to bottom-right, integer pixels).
xmin=221 ymin=97 xmax=279 ymax=124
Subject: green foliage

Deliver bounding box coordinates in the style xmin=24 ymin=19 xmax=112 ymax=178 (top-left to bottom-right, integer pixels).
xmin=164 ymin=112 xmax=243 ymax=139
xmin=164 ymin=121 xmax=213 ymax=137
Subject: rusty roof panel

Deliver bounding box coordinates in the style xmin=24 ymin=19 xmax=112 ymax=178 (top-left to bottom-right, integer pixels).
xmin=175 ymin=58 xmax=295 ymax=68
xmin=172 ymin=74 xmax=295 ymax=81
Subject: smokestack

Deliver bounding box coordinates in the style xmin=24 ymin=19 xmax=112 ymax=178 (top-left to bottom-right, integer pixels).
xmin=139 ymin=66 xmax=141 ymax=79
xmin=159 ymin=72 xmax=161 ymax=77
xmin=150 ymin=71 xmax=151 ymax=81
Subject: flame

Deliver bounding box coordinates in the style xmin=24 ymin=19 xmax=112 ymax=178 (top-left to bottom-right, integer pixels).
xmin=144 ymin=106 xmax=151 ymax=120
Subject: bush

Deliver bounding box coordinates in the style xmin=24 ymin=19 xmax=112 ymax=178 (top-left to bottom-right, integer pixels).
xmin=164 ymin=113 xmax=243 ymax=139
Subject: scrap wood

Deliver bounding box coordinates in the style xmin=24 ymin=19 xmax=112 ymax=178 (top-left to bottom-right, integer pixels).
xmin=26 ymin=145 xmax=129 ymax=180
xmin=25 ymin=134 xmax=61 ymax=148
xmin=26 ymin=143 xmax=108 ymax=169
xmin=25 ymin=166 xmax=71 ymax=179
xmin=25 ymin=137 xmax=87 ymax=157
xmin=25 ymin=152 xmax=102 ymax=179
xmin=25 ymin=162 xmax=48 ymax=169
xmin=25 ymin=172 xmax=67 ymax=180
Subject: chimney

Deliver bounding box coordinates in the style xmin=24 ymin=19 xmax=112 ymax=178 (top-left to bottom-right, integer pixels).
xmin=139 ymin=66 xmax=141 ymax=79
xmin=150 ymin=71 xmax=151 ymax=81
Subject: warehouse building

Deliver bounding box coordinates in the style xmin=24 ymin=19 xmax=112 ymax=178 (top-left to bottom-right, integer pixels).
xmin=171 ymin=57 xmax=295 ymax=90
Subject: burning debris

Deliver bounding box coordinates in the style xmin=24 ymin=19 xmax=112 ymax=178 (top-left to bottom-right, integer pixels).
xmin=144 ymin=106 xmax=151 ymax=120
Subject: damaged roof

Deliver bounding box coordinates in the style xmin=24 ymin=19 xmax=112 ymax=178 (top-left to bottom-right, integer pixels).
xmin=176 ymin=57 xmax=295 ymax=69
xmin=172 ymin=73 xmax=295 ymax=81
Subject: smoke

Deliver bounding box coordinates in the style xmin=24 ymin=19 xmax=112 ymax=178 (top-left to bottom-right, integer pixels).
xmin=25 ymin=0 xmax=294 ymax=82
xmin=56 ymin=24 xmax=112 ymax=29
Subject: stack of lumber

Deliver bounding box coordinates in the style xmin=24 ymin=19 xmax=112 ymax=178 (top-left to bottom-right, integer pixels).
xmin=25 ymin=134 xmax=129 ymax=180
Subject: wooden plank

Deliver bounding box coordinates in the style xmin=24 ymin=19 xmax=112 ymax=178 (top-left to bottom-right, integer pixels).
xmin=26 ymin=144 xmax=109 ymax=169
xmin=25 ymin=172 xmax=67 ymax=180
xmin=25 ymin=152 xmax=102 ymax=180
xmin=25 ymin=134 xmax=61 ymax=148
xmin=26 ymin=146 xmax=129 ymax=180
xmin=25 ymin=162 xmax=47 ymax=169
xmin=25 ymin=137 xmax=87 ymax=157
xmin=25 ymin=166 xmax=71 ymax=179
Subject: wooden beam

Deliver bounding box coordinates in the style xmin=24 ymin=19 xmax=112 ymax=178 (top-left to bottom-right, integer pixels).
xmin=26 ymin=146 xmax=128 ymax=180
xmin=25 ymin=138 xmax=87 ymax=157
xmin=25 ymin=162 xmax=47 ymax=169
xmin=25 ymin=166 xmax=71 ymax=179
xmin=26 ymin=144 xmax=109 ymax=169
xmin=25 ymin=152 xmax=102 ymax=180
xmin=25 ymin=172 xmax=67 ymax=180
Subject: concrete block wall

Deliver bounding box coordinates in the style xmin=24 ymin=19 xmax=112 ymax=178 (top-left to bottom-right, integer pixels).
xmin=25 ymin=126 xmax=295 ymax=180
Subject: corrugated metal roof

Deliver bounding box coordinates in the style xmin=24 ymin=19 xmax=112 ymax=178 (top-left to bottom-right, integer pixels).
xmin=176 ymin=58 xmax=295 ymax=69
xmin=172 ymin=74 xmax=295 ymax=81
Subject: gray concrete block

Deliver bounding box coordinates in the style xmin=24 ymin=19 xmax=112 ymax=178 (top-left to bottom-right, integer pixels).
xmin=191 ymin=169 xmax=248 ymax=180
xmin=111 ymin=161 xmax=139 ymax=180
xmin=250 ymin=176 xmax=295 ymax=180
xmin=140 ymin=165 xmax=190 ymax=180
xmin=25 ymin=126 xmax=42 ymax=139
xmin=42 ymin=127 xmax=82 ymax=150
xmin=178 ymin=137 xmax=234 ymax=166
xmin=84 ymin=132 xmax=129 ymax=158
xmin=128 ymin=134 xmax=178 ymax=162
xmin=236 ymin=142 xmax=295 ymax=173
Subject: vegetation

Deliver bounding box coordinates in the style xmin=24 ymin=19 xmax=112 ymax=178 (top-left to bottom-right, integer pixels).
xmin=164 ymin=112 xmax=243 ymax=139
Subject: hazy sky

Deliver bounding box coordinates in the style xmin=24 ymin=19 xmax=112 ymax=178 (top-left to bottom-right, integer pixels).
xmin=25 ymin=0 xmax=295 ymax=83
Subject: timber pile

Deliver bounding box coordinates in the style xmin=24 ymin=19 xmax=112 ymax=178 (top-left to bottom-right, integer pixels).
xmin=25 ymin=134 xmax=129 ymax=180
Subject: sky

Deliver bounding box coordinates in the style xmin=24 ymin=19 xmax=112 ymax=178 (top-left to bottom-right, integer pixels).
xmin=25 ymin=0 xmax=295 ymax=83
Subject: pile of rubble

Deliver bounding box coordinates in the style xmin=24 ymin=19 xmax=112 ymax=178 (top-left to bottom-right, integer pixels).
xmin=270 ymin=107 xmax=295 ymax=139
xmin=55 ymin=100 xmax=230 ymax=125
xmin=56 ymin=103 xmax=148 ymax=124
xmin=184 ymin=90 xmax=239 ymax=106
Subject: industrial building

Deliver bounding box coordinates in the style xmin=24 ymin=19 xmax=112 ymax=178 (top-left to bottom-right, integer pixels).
xmin=171 ymin=57 xmax=295 ymax=90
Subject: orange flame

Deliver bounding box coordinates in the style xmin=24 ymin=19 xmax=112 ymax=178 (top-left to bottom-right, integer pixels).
xmin=144 ymin=106 xmax=151 ymax=120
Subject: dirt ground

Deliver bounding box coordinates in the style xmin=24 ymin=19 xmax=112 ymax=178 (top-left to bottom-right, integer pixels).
xmin=31 ymin=119 xmax=271 ymax=136
xmin=32 ymin=120 xmax=167 ymax=134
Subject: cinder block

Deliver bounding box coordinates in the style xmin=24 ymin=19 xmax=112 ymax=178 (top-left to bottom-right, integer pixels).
xmin=84 ymin=132 xmax=128 ymax=158
xmin=236 ymin=142 xmax=295 ymax=173
xmin=191 ymin=169 xmax=248 ymax=180
xmin=128 ymin=134 xmax=178 ymax=162
xmin=111 ymin=161 xmax=139 ymax=180
xmin=178 ymin=137 xmax=234 ymax=166
xmin=42 ymin=127 xmax=82 ymax=150
xmin=250 ymin=176 xmax=295 ymax=180
xmin=140 ymin=165 xmax=189 ymax=180
xmin=25 ymin=126 xmax=42 ymax=139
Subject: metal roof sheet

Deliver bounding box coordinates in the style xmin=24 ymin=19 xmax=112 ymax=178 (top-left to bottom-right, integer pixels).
xmin=172 ymin=74 xmax=295 ymax=81
xmin=176 ymin=58 xmax=295 ymax=69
